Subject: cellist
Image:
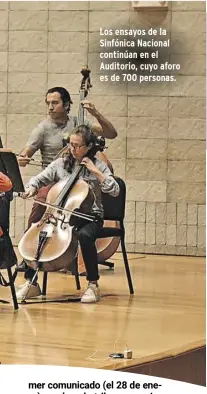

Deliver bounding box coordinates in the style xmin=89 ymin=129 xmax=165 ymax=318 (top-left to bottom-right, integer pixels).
xmin=16 ymin=125 xmax=119 ymax=303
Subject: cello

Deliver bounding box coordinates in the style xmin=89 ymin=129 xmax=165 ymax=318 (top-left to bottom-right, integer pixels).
xmin=18 ymin=133 xmax=106 ymax=276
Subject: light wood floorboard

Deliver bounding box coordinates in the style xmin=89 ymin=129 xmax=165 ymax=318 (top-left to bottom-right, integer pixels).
xmin=0 ymin=252 xmax=205 ymax=370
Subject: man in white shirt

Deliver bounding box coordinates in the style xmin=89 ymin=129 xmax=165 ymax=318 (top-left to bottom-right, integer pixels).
xmin=18 ymin=86 xmax=117 ymax=168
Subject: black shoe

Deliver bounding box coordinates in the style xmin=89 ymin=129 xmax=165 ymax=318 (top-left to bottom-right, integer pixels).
xmin=16 ymin=260 xmax=27 ymax=272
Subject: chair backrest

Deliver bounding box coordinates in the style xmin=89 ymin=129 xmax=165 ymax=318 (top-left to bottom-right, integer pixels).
xmin=101 ymin=176 xmax=126 ymax=221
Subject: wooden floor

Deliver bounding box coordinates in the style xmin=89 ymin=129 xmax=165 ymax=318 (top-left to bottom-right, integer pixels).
xmin=0 ymin=252 xmax=205 ymax=370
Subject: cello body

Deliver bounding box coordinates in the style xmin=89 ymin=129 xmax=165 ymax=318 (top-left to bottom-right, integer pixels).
xmin=18 ymin=179 xmax=94 ymax=271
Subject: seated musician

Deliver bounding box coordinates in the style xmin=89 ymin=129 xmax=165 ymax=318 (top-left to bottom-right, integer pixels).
xmin=0 ymin=172 xmax=13 ymax=238
xmin=16 ymin=126 xmax=120 ymax=304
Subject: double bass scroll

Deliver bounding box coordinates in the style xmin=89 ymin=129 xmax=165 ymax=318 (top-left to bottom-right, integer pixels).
xmin=54 ymin=66 xmax=93 ymax=160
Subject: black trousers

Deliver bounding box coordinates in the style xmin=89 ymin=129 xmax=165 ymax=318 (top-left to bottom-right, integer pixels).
xmin=24 ymin=219 xmax=103 ymax=283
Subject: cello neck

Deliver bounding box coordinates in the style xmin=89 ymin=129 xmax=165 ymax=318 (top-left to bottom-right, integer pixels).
xmin=55 ymin=163 xmax=83 ymax=207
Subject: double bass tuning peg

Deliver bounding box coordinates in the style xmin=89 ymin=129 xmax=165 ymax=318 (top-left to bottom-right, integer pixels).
xmin=81 ymin=65 xmax=91 ymax=77
xmin=80 ymin=66 xmax=92 ymax=92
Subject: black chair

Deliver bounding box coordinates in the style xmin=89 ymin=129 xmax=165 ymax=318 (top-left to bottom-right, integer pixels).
xmin=42 ymin=176 xmax=134 ymax=296
xmin=0 ymin=266 xmax=18 ymax=310
xmin=41 ymin=256 xmax=80 ymax=297
xmin=97 ymin=176 xmax=134 ymax=294
xmin=0 ymin=234 xmax=18 ymax=310
xmin=17 ymin=177 xmax=134 ymax=299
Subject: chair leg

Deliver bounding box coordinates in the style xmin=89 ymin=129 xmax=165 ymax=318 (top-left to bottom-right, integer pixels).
xmin=12 ymin=269 xmax=18 ymax=283
xmin=42 ymin=272 xmax=48 ymax=296
xmin=75 ymin=272 xmax=81 ymax=291
xmin=71 ymin=257 xmax=81 ymax=290
xmin=41 ymin=260 xmax=81 ymax=296
xmin=120 ymin=234 xmax=134 ymax=294
xmin=7 ymin=266 xmax=18 ymax=310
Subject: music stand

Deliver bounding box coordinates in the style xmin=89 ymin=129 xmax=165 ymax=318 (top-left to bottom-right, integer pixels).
xmin=0 ymin=149 xmax=24 ymax=310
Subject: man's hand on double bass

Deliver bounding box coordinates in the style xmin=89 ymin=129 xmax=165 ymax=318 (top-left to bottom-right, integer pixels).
xmin=81 ymin=99 xmax=117 ymax=139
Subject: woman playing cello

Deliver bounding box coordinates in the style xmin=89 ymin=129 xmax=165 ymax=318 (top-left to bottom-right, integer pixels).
xmin=16 ymin=125 xmax=119 ymax=303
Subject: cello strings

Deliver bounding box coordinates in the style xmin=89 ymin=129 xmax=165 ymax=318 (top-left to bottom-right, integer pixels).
xmin=13 ymin=193 xmax=95 ymax=221
xmin=34 ymin=199 xmax=95 ymax=222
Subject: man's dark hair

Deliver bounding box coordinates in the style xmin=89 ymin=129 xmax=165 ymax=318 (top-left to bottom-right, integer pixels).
xmin=46 ymin=87 xmax=73 ymax=113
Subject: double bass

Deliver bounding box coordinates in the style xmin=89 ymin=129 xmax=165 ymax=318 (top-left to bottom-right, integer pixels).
xmin=62 ymin=67 xmax=121 ymax=273
xmin=55 ymin=66 xmax=120 ymax=274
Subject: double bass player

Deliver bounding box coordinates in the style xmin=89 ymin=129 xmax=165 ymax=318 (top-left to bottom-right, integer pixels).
xmin=18 ymin=86 xmax=117 ymax=169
